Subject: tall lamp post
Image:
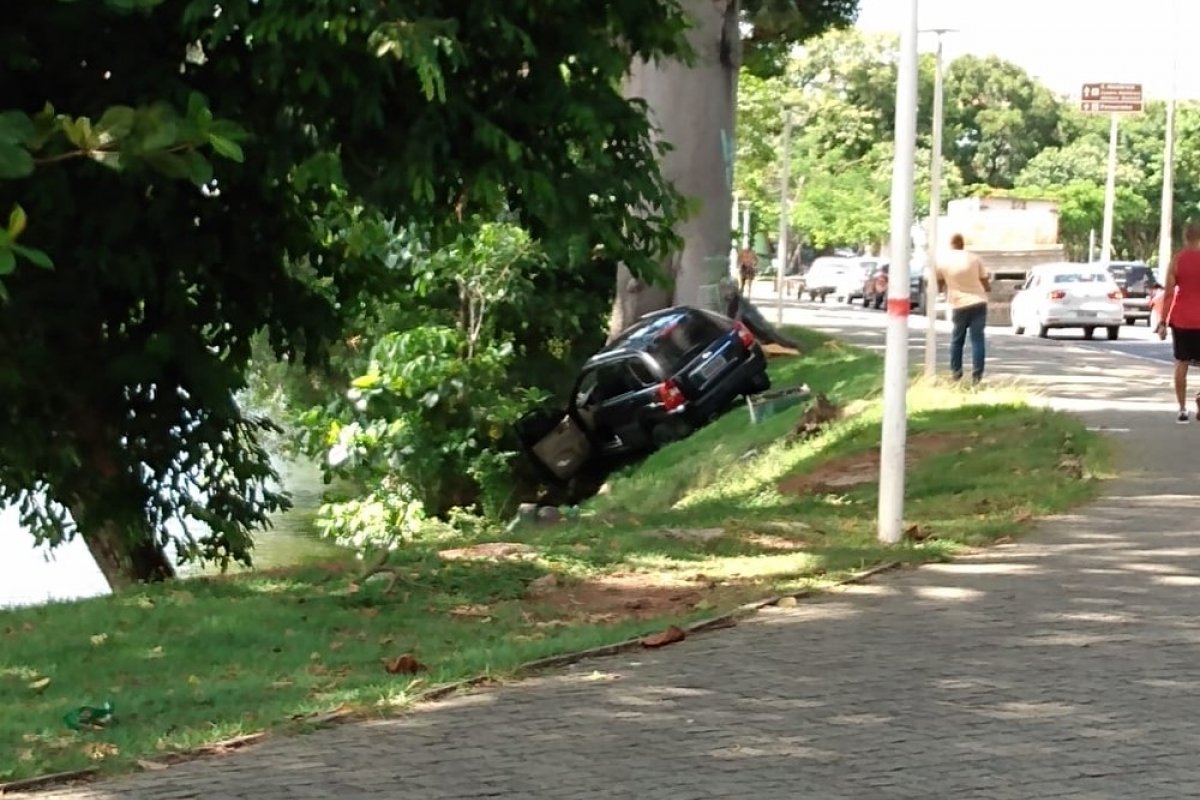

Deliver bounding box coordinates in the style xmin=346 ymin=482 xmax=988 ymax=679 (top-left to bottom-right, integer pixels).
xmin=878 ymin=0 xmax=919 ymax=545
xmin=776 ymin=106 xmax=794 ymax=326
xmin=1157 ymin=1 xmax=1180 ymax=282
xmin=921 ymin=27 xmax=955 ymax=379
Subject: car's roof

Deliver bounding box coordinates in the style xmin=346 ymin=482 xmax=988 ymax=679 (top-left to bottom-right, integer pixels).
xmin=1031 ymin=262 xmax=1112 ymax=273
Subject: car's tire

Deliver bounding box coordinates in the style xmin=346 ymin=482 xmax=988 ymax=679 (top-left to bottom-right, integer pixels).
xmin=1038 ymin=323 xmax=1050 ymax=339
xmin=1012 ymin=322 xmax=1025 ymax=335
xmin=874 ymin=295 xmax=884 ymax=310
xmin=746 ymin=370 xmax=771 ymax=395
xmin=650 ymin=419 xmax=693 ymax=448
xmin=1083 ymin=327 xmax=1095 ymax=340
xmin=1107 ymin=325 xmax=1120 ymax=340
xmin=1125 ymin=316 xmax=1136 ymax=326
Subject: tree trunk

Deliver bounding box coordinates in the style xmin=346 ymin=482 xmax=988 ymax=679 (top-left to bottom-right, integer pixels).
xmin=71 ymin=502 xmax=176 ymax=591
xmin=610 ymin=0 xmax=740 ymax=338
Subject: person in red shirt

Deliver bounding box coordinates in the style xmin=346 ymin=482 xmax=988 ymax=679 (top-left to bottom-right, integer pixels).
xmin=1157 ymin=223 xmax=1200 ymax=422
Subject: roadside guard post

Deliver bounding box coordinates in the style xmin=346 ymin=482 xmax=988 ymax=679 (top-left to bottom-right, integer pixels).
xmin=878 ymin=0 xmax=919 ymax=545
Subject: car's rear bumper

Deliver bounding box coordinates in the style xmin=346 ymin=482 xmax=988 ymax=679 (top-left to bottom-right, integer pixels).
xmin=1044 ymin=312 xmax=1124 ymax=327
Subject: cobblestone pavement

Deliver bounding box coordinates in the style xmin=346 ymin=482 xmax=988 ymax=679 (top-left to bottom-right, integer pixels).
xmin=17 ymin=307 xmax=1200 ymax=799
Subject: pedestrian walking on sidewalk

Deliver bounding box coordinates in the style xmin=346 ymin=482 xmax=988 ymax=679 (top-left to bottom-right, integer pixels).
xmin=1156 ymin=222 xmax=1200 ymax=423
xmin=936 ymin=233 xmax=991 ymax=384
xmin=738 ymin=248 xmax=758 ymax=296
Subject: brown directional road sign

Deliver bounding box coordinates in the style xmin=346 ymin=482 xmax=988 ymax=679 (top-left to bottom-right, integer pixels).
xmin=1080 ymin=82 xmax=1143 ymax=113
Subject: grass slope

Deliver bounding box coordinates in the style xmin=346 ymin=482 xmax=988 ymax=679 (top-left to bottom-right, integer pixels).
xmin=0 ymin=328 xmax=1108 ymax=784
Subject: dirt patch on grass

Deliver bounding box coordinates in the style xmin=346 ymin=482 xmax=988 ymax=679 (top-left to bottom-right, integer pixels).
xmin=438 ymin=542 xmax=540 ymax=562
xmin=532 ymin=571 xmax=743 ymax=624
xmin=778 ymin=432 xmax=970 ymax=496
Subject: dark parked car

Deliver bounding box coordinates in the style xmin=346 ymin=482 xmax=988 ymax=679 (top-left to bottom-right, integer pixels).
xmin=1101 ymin=261 xmax=1159 ymax=325
xmin=518 ymin=306 xmax=770 ymax=481
xmin=861 ymin=263 xmax=925 ymax=312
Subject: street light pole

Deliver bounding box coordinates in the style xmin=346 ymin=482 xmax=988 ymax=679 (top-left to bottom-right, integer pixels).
xmin=921 ymin=28 xmax=954 ymax=379
xmin=776 ymin=107 xmax=793 ymax=326
xmin=1100 ymin=112 xmax=1119 ymax=263
xmin=1157 ymin=3 xmax=1179 ymax=283
xmin=878 ymin=0 xmax=919 ymax=545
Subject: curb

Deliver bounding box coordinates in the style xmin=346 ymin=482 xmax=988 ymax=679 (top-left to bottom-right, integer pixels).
xmin=0 ymin=560 xmax=902 ymax=795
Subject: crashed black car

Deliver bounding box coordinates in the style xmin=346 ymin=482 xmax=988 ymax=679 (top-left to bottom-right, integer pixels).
xmin=518 ymin=306 xmax=770 ymax=481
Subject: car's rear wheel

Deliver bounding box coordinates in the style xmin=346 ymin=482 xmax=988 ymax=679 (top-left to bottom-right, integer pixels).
xmin=1083 ymin=327 xmax=1096 ymax=340
xmin=746 ymin=370 xmax=771 ymax=395
xmin=1038 ymin=323 xmax=1050 ymax=339
xmin=1107 ymin=325 xmax=1120 ymax=340
xmin=1012 ymin=321 xmax=1025 ymax=335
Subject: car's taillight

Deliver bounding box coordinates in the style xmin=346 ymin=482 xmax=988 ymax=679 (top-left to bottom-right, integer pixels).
xmin=657 ymin=379 xmax=686 ymax=411
xmin=1048 ymin=290 xmax=1066 ymax=301
xmin=1108 ymin=290 xmax=1123 ymax=300
xmin=733 ymin=320 xmax=755 ymax=348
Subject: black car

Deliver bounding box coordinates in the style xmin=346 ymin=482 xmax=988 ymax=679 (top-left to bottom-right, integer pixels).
xmin=1101 ymin=261 xmax=1158 ymax=325
xmin=518 ymin=306 xmax=770 ymax=481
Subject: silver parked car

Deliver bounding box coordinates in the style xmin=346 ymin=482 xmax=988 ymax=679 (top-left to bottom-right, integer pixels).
xmin=1010 ymin=262 xmax=1124 ymax=340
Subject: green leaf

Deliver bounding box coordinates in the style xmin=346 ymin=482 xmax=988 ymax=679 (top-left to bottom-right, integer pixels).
xmin=7 ymin=205 xmax=27 ymax=239
xmin=184 ymin=150 xmax=213 ymax=185
xmin=94 ymin=106 xmax=136 ymax=145
xmin=0 ymin=247 xmax=14 ymax=276
xmin=140 ymin=118 xmax=179 ymax=151
xmin=143 ymin=150 xmax=191 ymax=180
xmin=63 ymin=116 xmax=94 ymax=149
xmin=11 ymin=243 xmax=54 ymax=270
xmin=208 ymin=134 xmax=244 ymax=163
xmin=0 ymin=142 xmax=34 ymax=178
xmin=0 ymin=111 xmax=36 ymax=146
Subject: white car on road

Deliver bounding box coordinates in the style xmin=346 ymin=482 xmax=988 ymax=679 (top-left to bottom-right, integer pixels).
xmin=1010 ymin=262 xmax=1125 ymax=340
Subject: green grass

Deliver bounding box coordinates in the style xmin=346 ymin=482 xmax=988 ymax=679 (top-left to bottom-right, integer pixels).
xmin=0 ymin=328 xmax=1110 ymax=784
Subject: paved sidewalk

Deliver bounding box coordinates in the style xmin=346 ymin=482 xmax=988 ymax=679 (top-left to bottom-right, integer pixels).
xmin=18 ymin=308 xmax=1200 ymax=799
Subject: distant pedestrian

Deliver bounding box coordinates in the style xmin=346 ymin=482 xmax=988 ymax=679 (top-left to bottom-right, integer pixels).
xmin=738 ymin=248 xmax=758 ymax=296
xmin=936 ymin=233 xmax=991 ymax=384
xmin=1156 ymin=222 xmax=1200 ymax=423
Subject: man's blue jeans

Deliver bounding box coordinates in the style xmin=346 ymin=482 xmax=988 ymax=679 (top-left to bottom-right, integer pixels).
xmin=950 ymin=302 xmax=987 ymax=381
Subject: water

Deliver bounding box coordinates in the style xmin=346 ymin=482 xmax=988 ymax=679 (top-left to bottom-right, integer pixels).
xmin=0 ymin=459 xmax=340 ymax=609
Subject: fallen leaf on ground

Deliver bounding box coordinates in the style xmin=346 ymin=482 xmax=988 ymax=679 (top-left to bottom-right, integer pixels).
xmin=145 ymin=645 xmax=164 ymax=659
xmin=89 ymin=633 xmax=108 ymax=647
xmin=904 ymin=524 xmax=933 ymax=542
xmin=17 ymin=748 xmax=34 ymax=762
xmin=27 ymin=676 xmax=51 ymax=692
xmin=83 ymin=742 xmax=119 ymax=760
xmin=776 ymin=596 xmax=799 ymax=608
xmin=641 ymin=626 xmax=686 ymax=649
xmin=384 ymin=654 xmax=427 ymax=674
xmin=527 ymin=574 xmax=559 ymax=595
xmin=137 ymin=759 xmax=169 ymax=771
xmin=449 ymin=604 xmax=493 ymax=618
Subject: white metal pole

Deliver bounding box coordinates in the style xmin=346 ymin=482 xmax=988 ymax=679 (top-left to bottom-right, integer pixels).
xmin=1100 ymin=113 xmax=1119 ymax=263
xmin=878 ymin=0 xmax=918 ymax=546
xmin=1158 ymin=20 xmax=1178 ymax=283
xmin=729 ymin=192 xmax=740 ymax=279
xmin=776 ymin=108 xmax=792 ymax=325
xmin=1088 ymin=228 xmax=1096 ymax=262
xmin=923 ymin=32 xmax=945 ymax=379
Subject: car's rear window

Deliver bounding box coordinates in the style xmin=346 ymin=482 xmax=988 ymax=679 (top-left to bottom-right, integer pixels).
xmin=1052 ymin=272 xmax=1110 ymax=284
xmin=615 ymin=311 xmax=725 ymax=369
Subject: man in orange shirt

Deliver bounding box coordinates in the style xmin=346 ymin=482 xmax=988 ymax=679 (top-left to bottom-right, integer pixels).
xmin=936 ymin=233 xmax=991 ymax=384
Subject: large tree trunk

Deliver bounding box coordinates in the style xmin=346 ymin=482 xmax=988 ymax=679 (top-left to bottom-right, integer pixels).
xmin=610 ymin=0 xmax=740 ymax=338
xmin=78 ymin=512 xmax=176 ymax=591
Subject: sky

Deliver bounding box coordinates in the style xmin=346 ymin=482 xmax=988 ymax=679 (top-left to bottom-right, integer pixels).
xmin=854 ymin=0 xmax=1197 ymax=101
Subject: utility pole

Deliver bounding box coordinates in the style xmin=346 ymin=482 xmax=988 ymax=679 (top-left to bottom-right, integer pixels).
xmin=921 ymin=27 xmax=955 ymax=379
xmin=1100 ymin=113 xmax=1119 ymax=263
xmin=776 ymin=107 xmax=793 ymax=326
xmin=1158 ymin=3 xmax=1179 ymax=283
xmin=878 ymin=0 xmax=918 ymax=545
